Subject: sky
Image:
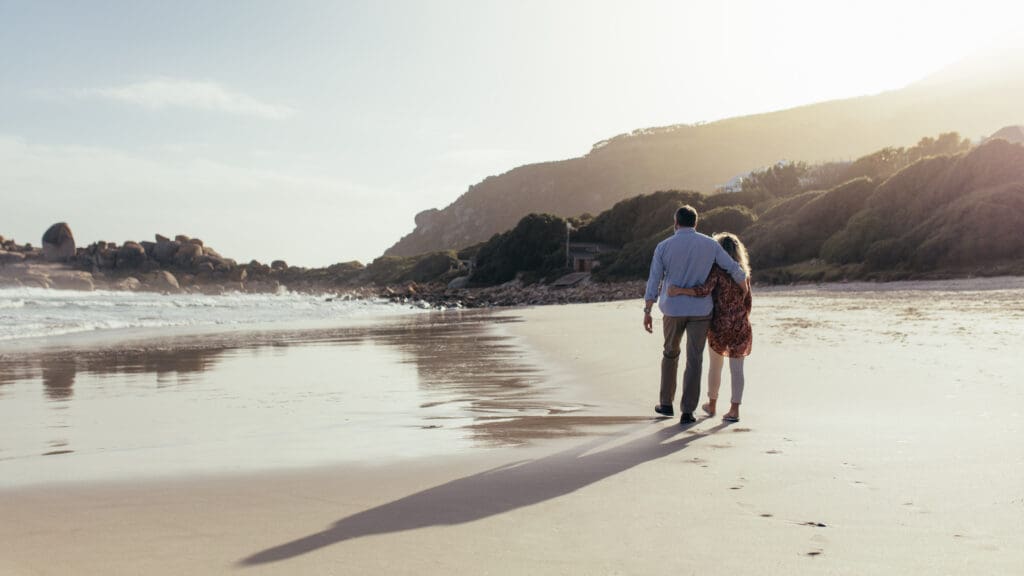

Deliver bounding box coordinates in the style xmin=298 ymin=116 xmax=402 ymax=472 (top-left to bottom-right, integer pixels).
xmin=2 ymin=0 xmax=1022 ymax=266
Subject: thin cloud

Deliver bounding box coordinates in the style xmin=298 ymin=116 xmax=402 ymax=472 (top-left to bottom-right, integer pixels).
xmin=81 ymin=78 xmax=295 ymax=119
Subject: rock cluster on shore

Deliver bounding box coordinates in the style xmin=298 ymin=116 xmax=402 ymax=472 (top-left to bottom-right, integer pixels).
xmin=0 ymin=224 xmax=644 ymax=307
xmin=375 ymin=278 xmax=645 ymax=309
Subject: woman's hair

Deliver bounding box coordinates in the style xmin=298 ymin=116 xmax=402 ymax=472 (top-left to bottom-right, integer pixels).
xmin=713 ymin=232 xmax=750 ymax=275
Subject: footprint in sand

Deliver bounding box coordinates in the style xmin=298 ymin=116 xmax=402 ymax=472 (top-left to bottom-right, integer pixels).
xmin=732 ymin=427 xmax=752 ymax=433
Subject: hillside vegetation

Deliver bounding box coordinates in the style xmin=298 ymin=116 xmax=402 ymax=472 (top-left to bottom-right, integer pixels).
xmin=458 ymin=132 xmax=1024 ymax=286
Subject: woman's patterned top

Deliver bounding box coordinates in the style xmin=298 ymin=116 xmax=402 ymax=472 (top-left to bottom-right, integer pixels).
xmin=689 ymin=264 xmax=752 ymax=358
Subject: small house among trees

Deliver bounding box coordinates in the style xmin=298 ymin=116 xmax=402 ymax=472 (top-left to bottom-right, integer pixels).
xmin=568 ymin=242 xmax=614 ymax=272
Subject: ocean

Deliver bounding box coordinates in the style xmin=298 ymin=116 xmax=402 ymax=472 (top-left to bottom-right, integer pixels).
xmin=0 ymin=286 xmax=425 ymax=343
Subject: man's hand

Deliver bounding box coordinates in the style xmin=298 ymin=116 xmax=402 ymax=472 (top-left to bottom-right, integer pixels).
xmin=643 ymin=311 xmax=653 ymax=333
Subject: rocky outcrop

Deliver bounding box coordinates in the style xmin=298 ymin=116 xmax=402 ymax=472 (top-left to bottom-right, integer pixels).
xmin=3 ymin=222 xmax=648 ymax=307
xmin=42 ymin=222 xmax=76 ymax=262
xmin=373 ymin=278 xmax=645 ymax=309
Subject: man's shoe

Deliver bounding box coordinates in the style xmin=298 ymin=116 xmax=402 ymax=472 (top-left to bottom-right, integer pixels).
xmin=654 ymin=404 xmax=675 ymax=417
xmin=680 ymin=413 xmax=697 ymax=425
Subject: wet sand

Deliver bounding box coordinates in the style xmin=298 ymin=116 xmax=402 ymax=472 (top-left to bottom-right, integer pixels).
xmin=1 ymin=278 xmax=1023 ymax=574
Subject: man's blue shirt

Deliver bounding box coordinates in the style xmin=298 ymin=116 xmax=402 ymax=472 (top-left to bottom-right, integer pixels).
xmin=644 ymin=227 xmax=747 ymax=317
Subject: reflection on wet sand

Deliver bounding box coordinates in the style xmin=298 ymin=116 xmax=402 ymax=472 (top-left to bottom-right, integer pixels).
xmin=0 ymin=311 xmax=640 ymax=475
xmin=0 ymin=347 xmax=228 ymax=402
xmin=41 ymin=360 xmax=76 ymax=401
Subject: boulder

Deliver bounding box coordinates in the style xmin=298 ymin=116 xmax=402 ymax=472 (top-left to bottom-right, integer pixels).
xmin=173 ymin=243 xmax=203 ymax=267
xmin=152 ymin=240 xmax=180 ymax=264
xmin=148 ymin=270 xmax=181 ymax=293
xmin=447 ymin=276 xmax=470 ymax=289
xmin=188 ymin=238 xmax=204 ymax=247
xmin=174 ymin=235 xmax=190 ymax=243
xmin=42 ymin=222 xmax=76 ymax=262
xmin=155 ymin=234 xmax=170 ymax=243
xmin=140 ymin=241 xmax=156 ymax=257
xmin=21 ymin=275 xmax=51 ymax=289
xmin=49 ymin=271 xmax=95 ymax=292
xmin=114 ymin=277 xmax=142 ymax=291
xmin=271 ymin=260 xmax=288 ymax=270
xmin=116 ymin=242 xmax=147 ymax=269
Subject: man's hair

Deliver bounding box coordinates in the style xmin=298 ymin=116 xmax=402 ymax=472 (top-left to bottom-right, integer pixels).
xmin=675 ymin=205 xmax=698 ymax=228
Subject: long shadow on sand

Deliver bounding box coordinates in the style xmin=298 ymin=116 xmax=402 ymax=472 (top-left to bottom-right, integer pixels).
xmin=240 ymin=420 xmax=727 ymax=566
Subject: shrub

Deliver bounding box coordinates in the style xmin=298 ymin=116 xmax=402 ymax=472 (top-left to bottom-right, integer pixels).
xmin=575 ymin=190 xmax=704 ymax=246
xmin=698 ymin=206 xmax=757 ymax=235
xmin=470 ymin=213 xmax=570 ymax=285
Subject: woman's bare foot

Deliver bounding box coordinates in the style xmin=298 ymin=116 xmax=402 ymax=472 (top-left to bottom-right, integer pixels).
xmin=722 ymin=402 xmax=740 ymax=422
xmin=701 ymin=400 xmax=717 ymax=417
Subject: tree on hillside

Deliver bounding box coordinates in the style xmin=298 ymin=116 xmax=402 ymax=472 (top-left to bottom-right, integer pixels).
xmin=843 ymin=132 xmax=971 ymax=182
xmin=740 ymin=161 xmax=808 ymax=198
xmin=699 ymin=206 xmax=757 ymax=235
xmin=470 ymin=213 xmax=569 ymax=285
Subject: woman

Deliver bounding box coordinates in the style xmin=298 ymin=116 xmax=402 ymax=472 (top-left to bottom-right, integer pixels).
xmin=667 ymin=232 xmax=752 ymax=422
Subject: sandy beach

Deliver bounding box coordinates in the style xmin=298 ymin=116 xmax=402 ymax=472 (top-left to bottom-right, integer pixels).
xmin=2 ymin=278 xmax=1023 ymax=575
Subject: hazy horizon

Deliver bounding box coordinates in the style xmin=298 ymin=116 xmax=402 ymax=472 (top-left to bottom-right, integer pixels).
xmin=3 ymin=0 xmax=1023 ymax=266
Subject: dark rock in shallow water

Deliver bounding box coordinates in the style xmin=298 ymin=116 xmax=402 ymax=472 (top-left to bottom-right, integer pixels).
xmin=42 ymin=222 xmax=76 ymax=262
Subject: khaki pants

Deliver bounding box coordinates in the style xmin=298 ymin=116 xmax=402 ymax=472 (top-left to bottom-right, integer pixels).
xmin=660 ymin=315 xmax=711 ymax=414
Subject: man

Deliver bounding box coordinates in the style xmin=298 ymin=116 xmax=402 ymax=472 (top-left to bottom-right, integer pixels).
xmin=643 ymin=205 xmax=747 ymax=425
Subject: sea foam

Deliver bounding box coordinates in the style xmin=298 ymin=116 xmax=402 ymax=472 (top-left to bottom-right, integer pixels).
xmin=0 ymin=287 xmax=419 ymax=342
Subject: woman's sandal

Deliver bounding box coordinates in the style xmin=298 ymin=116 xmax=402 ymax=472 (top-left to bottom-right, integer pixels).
xmin=701 ymin=402 xmax=716 ymax=417
xmin=722 ymin=414 xmax=740 ymax=422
